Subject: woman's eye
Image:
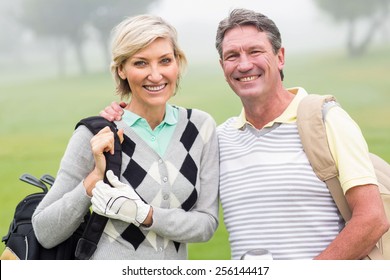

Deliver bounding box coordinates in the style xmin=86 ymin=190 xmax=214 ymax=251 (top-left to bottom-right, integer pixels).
xmin=161 ymin=58 xmax=172 ymax=64
xmin=134 ymin=61 xmax=147 ymax=67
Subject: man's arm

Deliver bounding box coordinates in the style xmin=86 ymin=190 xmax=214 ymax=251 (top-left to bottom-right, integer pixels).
xmin=100 ymin=101 xmax=126 ymax=121
xmin=314 ymin=184 xmax=389 ymax=259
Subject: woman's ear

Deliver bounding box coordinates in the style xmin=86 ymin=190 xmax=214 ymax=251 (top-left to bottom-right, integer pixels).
xmin=118 ymin=64 xmax=126 ymax=80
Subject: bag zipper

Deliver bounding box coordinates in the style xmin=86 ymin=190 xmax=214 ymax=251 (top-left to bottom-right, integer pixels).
xmin=24 ymin=236 xmax=28 ymax=260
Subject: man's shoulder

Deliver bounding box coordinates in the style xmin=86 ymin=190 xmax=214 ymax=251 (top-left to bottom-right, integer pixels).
xmin=217 ymin=117 xmax=239 ymax=132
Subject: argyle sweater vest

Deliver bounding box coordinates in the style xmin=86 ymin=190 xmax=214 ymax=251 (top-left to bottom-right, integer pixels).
xmin=91 ymin=107 xmax=219 ymax=259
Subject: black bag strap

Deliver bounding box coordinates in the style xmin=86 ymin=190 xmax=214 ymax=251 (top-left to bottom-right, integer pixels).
xmin=73 ymin=116 xmax=122 ymax=260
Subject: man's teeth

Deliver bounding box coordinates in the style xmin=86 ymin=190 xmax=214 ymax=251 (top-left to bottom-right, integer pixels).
xmin=239 ymin=76 xmax=257 ymax=82
xmin=145 ymin=84 xmax=165 ymax=91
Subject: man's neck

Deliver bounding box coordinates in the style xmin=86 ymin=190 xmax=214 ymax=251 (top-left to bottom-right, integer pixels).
xmin=242 ymin=89 xmax=295 ymax=129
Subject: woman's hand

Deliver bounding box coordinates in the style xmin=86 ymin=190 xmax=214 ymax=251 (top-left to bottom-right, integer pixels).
xmin=84 ymin=127 xmax=124 ymax=196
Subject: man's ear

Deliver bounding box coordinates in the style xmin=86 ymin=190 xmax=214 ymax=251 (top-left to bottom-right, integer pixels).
xmin=219 ymin=58 xmax=228 ymax=81
xmin=277 ymin=47 xmax=285 ymax=71
xmin=219 ymin=58 xmax=224 ymax=69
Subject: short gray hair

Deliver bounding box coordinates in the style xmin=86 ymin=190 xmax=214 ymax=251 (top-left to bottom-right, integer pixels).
xmin=215 ymin=8 xmax=284 ymax=80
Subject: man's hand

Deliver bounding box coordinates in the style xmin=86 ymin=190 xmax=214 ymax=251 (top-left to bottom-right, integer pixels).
xmin=91 ymin=170 xmax=151 ymax=226
xmin=100 ymin=101 xmax=126 ymax=121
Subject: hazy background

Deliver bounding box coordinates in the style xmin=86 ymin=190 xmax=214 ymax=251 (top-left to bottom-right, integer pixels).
xmin=1 ymin=0 xmax=389 ymax=259
xmin=1 ymin=0 xmax=389 ymax=83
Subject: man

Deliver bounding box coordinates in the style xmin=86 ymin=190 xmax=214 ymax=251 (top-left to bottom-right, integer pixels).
xmin=100 ymin=9 xmax=389 ymax=259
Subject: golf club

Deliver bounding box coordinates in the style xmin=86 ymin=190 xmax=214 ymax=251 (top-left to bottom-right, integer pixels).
xmin=40 ymin=174 xmax=55 ymax=187
xmin=19 ymin=173 xmax=48 ymax=193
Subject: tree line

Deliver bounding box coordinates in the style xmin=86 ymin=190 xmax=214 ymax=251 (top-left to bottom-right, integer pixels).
xmin=1 ymin=0 xmax=389 ymax=77
xmin=1 ymin=0 xmax=158 ymax=76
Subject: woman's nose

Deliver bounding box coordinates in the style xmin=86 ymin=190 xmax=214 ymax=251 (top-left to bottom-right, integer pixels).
xmin=148 ymin=66 xmax=163 ymax=82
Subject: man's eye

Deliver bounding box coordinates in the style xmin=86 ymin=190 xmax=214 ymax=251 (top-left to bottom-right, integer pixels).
xmin=225 ymin=54 xmax=238 ymax=61
xmin=251 ymin=50 xmax=262 ymax=55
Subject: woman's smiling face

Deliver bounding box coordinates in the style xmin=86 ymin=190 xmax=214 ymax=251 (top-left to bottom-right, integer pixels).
xmin=118 ymin=37 xmax=179 ymax=113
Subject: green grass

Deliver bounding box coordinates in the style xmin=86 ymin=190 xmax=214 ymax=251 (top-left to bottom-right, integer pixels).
xmin=1 ymin=46 xmax=389 ymax=259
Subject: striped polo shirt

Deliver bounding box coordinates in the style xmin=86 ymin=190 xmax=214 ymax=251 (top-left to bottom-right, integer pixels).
xmin=217 ymin=88 xmax=345 ymax=259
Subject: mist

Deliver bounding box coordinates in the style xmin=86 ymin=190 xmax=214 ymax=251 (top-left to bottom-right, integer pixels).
xmin=151 ymin=0 xmax=344 ymax=61
xmin=0 ymin=0 xmax=389 ymax=83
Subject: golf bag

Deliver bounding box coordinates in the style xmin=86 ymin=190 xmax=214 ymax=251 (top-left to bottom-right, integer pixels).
xmin=1 ymin=116 xmax=121 ymax=260
xmin=1 ymin=173 xmax=90 ymax=260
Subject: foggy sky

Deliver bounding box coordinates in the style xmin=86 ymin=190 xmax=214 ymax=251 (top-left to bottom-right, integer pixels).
xmin=148 ymin=0 xmax=347 ymax=62
xmin=0 ymin=0 xmax=387 ymax=83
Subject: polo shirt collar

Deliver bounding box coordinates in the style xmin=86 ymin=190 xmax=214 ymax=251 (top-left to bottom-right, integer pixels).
xmin=123 ymin=104 xmax=178 ymax=127
xmin=233 ymin=87 xmax=308 ymax=129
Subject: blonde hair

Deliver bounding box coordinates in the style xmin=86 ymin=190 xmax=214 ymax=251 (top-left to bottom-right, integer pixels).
xmin=110 ymin=14 xmax=187 ymax=99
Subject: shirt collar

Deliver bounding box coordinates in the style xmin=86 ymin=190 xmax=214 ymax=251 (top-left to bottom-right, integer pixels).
xmin=122 ymin=104 xmax=178 ymax=128
xmin=234 ymin=87 xmax=308 ymax=129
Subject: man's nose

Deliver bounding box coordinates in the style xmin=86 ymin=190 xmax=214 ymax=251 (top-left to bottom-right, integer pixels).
xmin=237 ymin=55 xmax=253 ymax=72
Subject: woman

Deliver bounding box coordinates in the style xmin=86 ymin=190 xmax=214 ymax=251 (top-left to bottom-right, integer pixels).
xmin=32 ymin=15 xmax=219 ymax=259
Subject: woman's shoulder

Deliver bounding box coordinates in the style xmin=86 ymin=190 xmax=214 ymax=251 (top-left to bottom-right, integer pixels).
xmin=67 ymin=122 xmax=95 ymax=152
xmin=176 ymin=106 xmax=215 ymax=123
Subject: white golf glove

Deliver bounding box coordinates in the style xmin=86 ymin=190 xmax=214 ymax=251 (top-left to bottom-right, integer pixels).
xmin=91 ymin=170 xmax=150 ymax=227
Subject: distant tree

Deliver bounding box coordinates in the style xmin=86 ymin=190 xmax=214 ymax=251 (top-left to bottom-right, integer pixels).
xmin=18 ymin=0 xmax=95 ymax=75
xmin=0 ymin=2 xmax=20 ymax=56
xmin=0 ymin=14 xmax=21 ymax=57
xmin=313 ymin=0 xmax=390 ymax=56
xmin=88 ymin=0 xmax=158 ymax=67
xmin=16 ymin=0 xmax=159 ymax=76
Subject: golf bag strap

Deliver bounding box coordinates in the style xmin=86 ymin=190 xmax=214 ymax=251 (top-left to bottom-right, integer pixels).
xmin=74 ymin=116 xmax=122 ymax=260
xmin=297 ymin=95 xmax=384 ymax=260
